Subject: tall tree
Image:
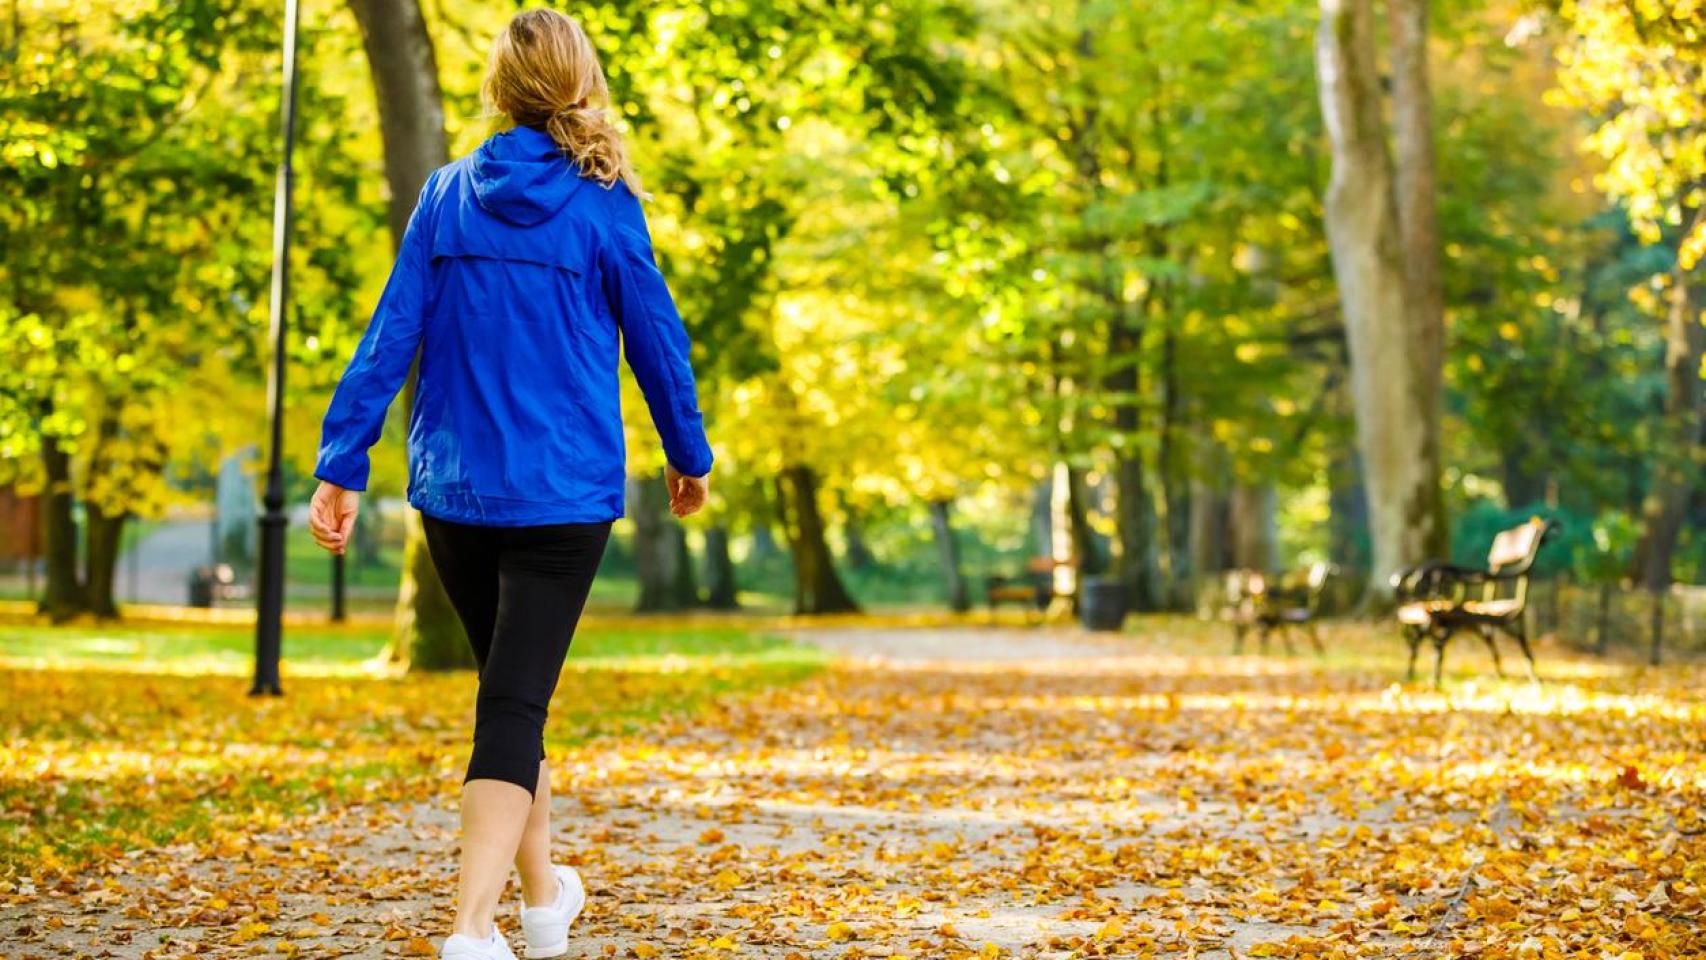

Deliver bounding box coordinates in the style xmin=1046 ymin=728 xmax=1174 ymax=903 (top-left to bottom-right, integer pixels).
xmin=966 ymin=0 xmax=1333 ymax=608
xmin=1316 ymin=0 xmax=1446 ymax=594
xmin=1387 ymin=0 xmax=1447 ymax=541
xmin=0 ymin=0 xmax=284 ymax=619
xmin=701 ymin=526 xmax=739 ymax=609
xmin=1388 ymin=0 xmax=1445 ymax=405
xmin=928 ymin=499 xmax=971 ymax=613
xmin=1631 ymin=262 xmax=1703 ymax=633
xmin=777 ymin=465 xmax=859 ymax=614
xmin=344 ymin=0 xmax=465 ymax=670
xmin=1552 ymin=2 xmax=1706 ymax=633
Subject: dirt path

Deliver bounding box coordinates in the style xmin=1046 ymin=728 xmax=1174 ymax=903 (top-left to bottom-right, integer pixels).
xmin=7 ymin=626 xmax=1704 ymax=959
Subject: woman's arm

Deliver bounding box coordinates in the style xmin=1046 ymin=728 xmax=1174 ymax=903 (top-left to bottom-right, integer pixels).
xmin=599 ymin=190 xmax=715 ymax=490
xmin=313 ymin=173 xmax=438 ymax=493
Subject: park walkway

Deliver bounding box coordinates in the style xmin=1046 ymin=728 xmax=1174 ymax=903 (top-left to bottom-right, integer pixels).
xmin=8 ymin=626 xmax=1704 ymax=958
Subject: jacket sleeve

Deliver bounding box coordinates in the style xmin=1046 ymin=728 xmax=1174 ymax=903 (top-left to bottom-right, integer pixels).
xmin=600 ymin=190 xmax=715 ymax=478
xmin=314 ymin=175 xmax=437 ymax=491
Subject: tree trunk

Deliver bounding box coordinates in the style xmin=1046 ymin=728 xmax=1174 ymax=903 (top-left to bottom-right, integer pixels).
xmin=38 ymin=428 xmax=82 ymax=622
xmin=928 ymin=499 xmax=969 ymax=613
xmin=776 ymin=465 xmax=859 ymax=614
xmin=631 ymin=470 xmax=696 ymax=612
xmin=1158 ymin=324 xmax=1193 ymax=608
xmin=347 ymin=0 xmax=458 ymax=669
xmin=702 ymin=526 xmax=739 ymax=609
xmin=1189 ymin=440 xmax=1231 ymax=584
xmin=82 ymin=508 xmax=125 ymax=619
xmin=1387 ymin=0 xmax=1448 ymax=559
xmin=1631 ymin=270 xmax=1704 ymax=615
xmin=1031 ymin=479 xmax=1053 ymax=558
xmin=1229 ymin=481 xmax=1279 ymax=573
xmin=1387 ymin=0 xmax=1445 ymax=432
xmin=1328 ymin=447 xmax=1371 ymax=573
xmin=389 ymin=509 xmax=474 ymax=671
xmin=1189 ymin=481 xmax=1230 ymax=579
xmin=1111 ymin=450 xmax=1164 ymax=611
xmin=671 ymin=525 xmax=699 ymax=608
xmin=840 ymin=494 xmax=877 ymax=572
xmin=1316 ymin=0 xmax=1446 ymax=596
xmin=747 ymin=481 xmax=782 ymax=562
xmin=1066 ymin=17 xmax=1160 ymax=612
xmin=79 ymin=413 xmax=126 ymax=619
xmin=1107 ymin=343 xmax=1165 ymax=613
xmin=1066 ymin=464 xmax=1106 ymax=583
xmin=347 ymin=0 xmax=448 ymax=225
xmin=630 ymin=473 xmax=671 ymax=611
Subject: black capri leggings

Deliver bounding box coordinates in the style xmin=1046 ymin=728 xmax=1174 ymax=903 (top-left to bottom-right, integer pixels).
xmin=421 ymin=514 xmax=611 ymax=796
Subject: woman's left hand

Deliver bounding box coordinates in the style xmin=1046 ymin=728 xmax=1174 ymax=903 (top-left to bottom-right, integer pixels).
xmin=665 ymin=464 xmax=709 ymax=518
xmin=309 ymin=481 xmax=361 ymax=555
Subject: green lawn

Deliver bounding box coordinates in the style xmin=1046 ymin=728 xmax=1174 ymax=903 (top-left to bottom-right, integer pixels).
xmin=283 ymin=523 xmax=404 ymax=588
xmin=0 ymin=619 xmax=817 ymax=671
xmin=0 ymin=622 xmax=386 ymax=666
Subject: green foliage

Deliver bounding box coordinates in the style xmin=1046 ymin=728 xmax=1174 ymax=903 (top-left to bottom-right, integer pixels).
xmin=1582 ymin=510 xmax=1642 ymax=583
xmin=0 ymin=0 xmax=375 ymax=512
xmin=1 ymin=0 xmax=1699 ymax=606
xmin=1550 ymin=0 xmax=1706 ymax=267
xmin=1450 ymin=501 xmax=1587 ymax=578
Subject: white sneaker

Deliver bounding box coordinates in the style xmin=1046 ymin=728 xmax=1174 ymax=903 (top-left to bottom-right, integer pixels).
xmin=441 ymin=929 xmax=516 ymax=960
xmin=518 ymin=866 xmax=586 ymax=959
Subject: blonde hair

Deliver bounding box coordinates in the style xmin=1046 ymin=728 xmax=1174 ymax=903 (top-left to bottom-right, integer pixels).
xmin=482 ymin=9 xmax=643 ymax=196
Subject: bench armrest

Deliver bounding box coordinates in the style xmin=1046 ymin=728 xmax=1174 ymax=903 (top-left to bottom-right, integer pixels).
xmin=1391 ymin=563 xmax=1441 ymax=598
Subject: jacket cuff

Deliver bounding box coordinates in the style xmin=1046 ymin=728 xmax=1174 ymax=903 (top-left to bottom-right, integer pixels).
xmin=313 ymin=451 xmax=370 ymax=492
xmin=667 ymin=447 xmax=714 ymax=479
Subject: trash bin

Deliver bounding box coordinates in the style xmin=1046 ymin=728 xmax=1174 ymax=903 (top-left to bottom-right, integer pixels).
xmin=1079 ymin=576 xmax=1128 ymax=632
xmin=188 ymin=566 xmax=215 ymax=608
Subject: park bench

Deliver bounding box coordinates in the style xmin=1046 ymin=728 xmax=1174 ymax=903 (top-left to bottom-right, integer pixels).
xmin=985 ymin=556 xmax=1062 ymax=611
xmin=187 ymin=563 xmax=248 ymax=607
xmin=1224 ymin=562 xmax=1334 ymax=656
xmin=1393 ymin=516 xmax=1556 ymax=688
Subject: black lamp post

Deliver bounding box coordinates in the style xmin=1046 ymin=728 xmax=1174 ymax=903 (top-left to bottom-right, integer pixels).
xmin=252 ymin=0 xmax=302 ymax=697
xmin=331 ymin=552 xmax=346 ymax=622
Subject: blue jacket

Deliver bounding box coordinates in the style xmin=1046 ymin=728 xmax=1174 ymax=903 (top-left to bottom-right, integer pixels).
xmin=314 ymin=125 xmax=713 ymax=526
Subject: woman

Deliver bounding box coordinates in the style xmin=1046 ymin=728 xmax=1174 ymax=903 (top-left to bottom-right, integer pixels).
xmin=308 ymin=10 xmax=713 ymax=959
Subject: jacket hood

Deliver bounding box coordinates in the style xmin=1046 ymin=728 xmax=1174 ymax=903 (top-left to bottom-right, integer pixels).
xmin=470 ymin=125 xmax=585 ymax=226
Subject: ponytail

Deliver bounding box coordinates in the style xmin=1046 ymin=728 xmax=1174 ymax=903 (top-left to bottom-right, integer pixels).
xmin=482 ymin=9 xmax=645 ymax=197
xmin=542 ymin=101 xmax=643 ymax=196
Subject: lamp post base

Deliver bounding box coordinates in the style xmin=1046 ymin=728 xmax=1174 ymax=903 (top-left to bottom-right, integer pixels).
xmin=251 ymin=507 xmax=286 ymax=696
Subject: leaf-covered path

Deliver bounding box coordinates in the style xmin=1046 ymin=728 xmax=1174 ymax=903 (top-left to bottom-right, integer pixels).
xmin=8 ymin=626 xmax=1705 ymax=959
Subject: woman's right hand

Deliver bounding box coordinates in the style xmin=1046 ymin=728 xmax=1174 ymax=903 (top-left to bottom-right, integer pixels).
xmin=309 ymin=481 xmax=361 ymax=555
xmin=665 ymin=464 xmax=709 ymax=518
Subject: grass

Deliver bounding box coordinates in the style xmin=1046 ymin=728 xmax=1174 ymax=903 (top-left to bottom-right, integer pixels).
xmin=0 ymin=619 xmax=823 ymax=879
xmin=0 ymin=622 xmax=386 ymax=667
xmin=0 ymin=620 xmax=805 ymax=671
xmin=283 ymin=523 xmax=403 ymax=588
